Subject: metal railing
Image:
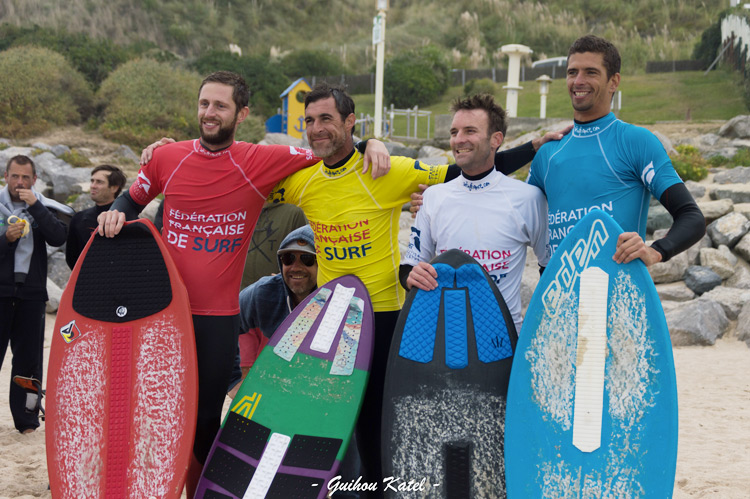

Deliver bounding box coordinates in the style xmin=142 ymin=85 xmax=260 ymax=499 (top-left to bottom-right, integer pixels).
xmin=354 ymin=106 xmax=432 ymax=140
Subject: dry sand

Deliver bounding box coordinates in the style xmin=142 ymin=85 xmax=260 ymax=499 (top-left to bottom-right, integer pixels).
xmin=0 ymin=314 xmax=747 ymax=498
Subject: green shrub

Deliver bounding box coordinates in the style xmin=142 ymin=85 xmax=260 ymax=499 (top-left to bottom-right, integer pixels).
xmin=97 ymin=59 xmax=202 ymax=148
xmin=385 ymin=45 xmax=450 ymax=108
xmin=670 ymin=144 xmax=709 ymax=181
xmin=280 ymin=49 xmax=346 ymax=78
xmin=464 ymin=78 xmax=498 ymax=97
xmin=707 ymin=155 xmax=729 ymax=167
xmin=0 ymin=46 xmax=94 ymax=138
xmin=59 ymin=149 xmax=92 ymax=168
xmin=190 ymin=51 xmax=289 ymax=119
xmin=0 ymin=24 xmax=130 ymax=88
xmin=731 ymin=147 xmax=750 ymax=167
xmin=235 ymin=114 xmax=268 ymax=144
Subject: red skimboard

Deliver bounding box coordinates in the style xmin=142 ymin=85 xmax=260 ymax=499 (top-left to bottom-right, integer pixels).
xmin=46 ymin=220 xmax=198 ymax=499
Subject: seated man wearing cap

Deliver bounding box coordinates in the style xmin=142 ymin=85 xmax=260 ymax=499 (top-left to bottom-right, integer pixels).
xmin=232 ymin=225 xmax=318 ymax=386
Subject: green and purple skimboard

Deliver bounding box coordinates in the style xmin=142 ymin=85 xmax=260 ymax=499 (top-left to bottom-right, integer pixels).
xmin=195 ymin=275 xmax=374 ymax=499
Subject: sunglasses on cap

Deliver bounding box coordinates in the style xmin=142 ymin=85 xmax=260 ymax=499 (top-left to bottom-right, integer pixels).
xmin=280 ymin=253 xmax=316 ymax=267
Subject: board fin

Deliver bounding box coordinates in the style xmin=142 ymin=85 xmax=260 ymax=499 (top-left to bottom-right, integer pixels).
xmin=444 ymin=441 xmax=472 ymax=499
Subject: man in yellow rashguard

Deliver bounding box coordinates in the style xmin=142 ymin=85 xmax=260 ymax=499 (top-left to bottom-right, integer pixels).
xmin=268 ymin=83 xmax=561 ymax=495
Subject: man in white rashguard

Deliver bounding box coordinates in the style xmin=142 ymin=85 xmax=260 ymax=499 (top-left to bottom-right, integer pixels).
xmin=401 ymin=93 xmax=550 ymax=332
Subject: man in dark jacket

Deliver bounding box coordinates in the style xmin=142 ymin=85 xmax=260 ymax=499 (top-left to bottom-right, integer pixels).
xmin=1 ymin=155 xmax=67 ymax=433
xmin=65 ymin=164 xmax=126 ymax=269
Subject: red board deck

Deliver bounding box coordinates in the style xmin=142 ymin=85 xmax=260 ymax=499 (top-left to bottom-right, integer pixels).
xmin=46 ymin=220 xmax=198 ymax=499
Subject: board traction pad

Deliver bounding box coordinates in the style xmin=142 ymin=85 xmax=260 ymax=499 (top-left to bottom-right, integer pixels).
xmin=72 ymin=222 xmax=172 ymax=322
xmin=399 ymin=261 xmax=513 ymax=367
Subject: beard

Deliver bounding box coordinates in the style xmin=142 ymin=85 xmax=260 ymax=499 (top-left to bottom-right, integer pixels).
xmin=200 ymin=115 xmax=237 ymax=146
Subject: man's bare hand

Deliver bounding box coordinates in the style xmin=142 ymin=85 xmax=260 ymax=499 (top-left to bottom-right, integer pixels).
xmin=97 ymin=210 xmax=127 ymax=238
xmin=613 ymin=232 xmax=662 ymax=266
xmin=362 ymin=139 xmax=391 ymax=179
xmin=531 ymin=124 xmax=573 ymax=151
xmin=16 ymin=188 xmax=37 ymax=206
xmin=406 ymin=262 xmax=439 ymax=291
xmin=4 ymin=221 xmax=26 ymax=243
xmin=409 ymin=184 xmax=429 ymax=218
xmin=140 ymin=137 xmax=175 ymax=165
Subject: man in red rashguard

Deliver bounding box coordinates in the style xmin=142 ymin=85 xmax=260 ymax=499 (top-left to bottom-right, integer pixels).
xmin=97 ymin=71 xmax=388 ymax=495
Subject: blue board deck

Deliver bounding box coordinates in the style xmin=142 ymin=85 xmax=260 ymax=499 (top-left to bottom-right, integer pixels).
xmin=505 ymin=210 xmax=678 ymax=498
xmin=382 ymin=249 xmax=517 ymax=498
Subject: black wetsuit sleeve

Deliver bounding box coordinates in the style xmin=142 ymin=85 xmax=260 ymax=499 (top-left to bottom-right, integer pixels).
xmin=444 ymin=141 xmax=537 ymax=182
xmin=494 ymin=141 xmax=536 ymax=175
xmin=111 ymin=191 xmax=147 ymax=220
xmin=354 ymin=140 xmax=368 ymax=154
xmin=399 ymin=264 xmax=413 ymax=290
xmin=649 ymin=183 xmax=706 ymax=262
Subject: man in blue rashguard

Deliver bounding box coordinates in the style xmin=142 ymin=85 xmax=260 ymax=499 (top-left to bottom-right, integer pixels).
xmin=529 ymin=35 xmax=705 ymax=264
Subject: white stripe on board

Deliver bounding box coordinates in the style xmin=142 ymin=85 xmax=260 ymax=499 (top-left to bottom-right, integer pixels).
xmin=242 ymin=433 xmax=291 ymax=498
xmin=310 ymin=284 xmax=355 ymax=354
xmin=572 ymin=266 xmax=609 ymax=453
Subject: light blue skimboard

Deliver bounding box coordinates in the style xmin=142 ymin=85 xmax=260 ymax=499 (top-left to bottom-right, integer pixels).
xmin=505 ymin=210 xmax=678 ymax=498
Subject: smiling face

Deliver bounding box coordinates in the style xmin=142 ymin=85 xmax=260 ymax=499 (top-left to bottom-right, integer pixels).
xmin=280 ymin=250 xmax=318 ymax=305
xmin=304 ymin=96 xmax=355 ymax=164
xmin=566 ymin=51 xmax=620 ymax=122
xmin=197 ymin=82 xmax=248 ymax=150
xmin=449 ymin=108 xmax=503 ymax=176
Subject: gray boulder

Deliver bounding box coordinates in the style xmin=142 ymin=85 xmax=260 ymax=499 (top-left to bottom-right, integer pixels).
xmin=50 ymin=144 xmax=71 ymax=157
xmin=685 ymin=233 xmax=713 ymax=265
xmin=726 ymin=257 xmax=750 ymax=289
xmin=734 ymin=202 xmax=750 ymax=220
xmin=684 ymin=265 xmax=723 ymax=295
xmin=116 ymin=144 xmax=140 ymax=164
xmin=46 ymin=278 xmax=63 ymax=313
xmin=418 ymin=145 xmax=450 ymax=160
xmin=733 ymin=232 xmax=750 ymax=262
xmin=699 ymin=245 xmax=737 ymax=279
xmin=419 ymin=156 xmax=452 ymax=166
xmin=700 ymin=286 xmax=750 ymax=320
xmin=718 ymin=115 xmax=750 ymax=139
xmin=655 ymin=281 xmax=696 ymax=302
xmin=31 ymin=142 xmax=53 ymax=152
xmin=706 ymin=211 xmax=750 ymax=248
xmin=664 ymin=298 xmax=729 ymax=346
xmin=697 ymin=198 xmax=733 ymax=224
xmin=385 ymin=142 xmax=418 ymax=159
xmin=47 ymin=251 xmax=71 ymax=289
xmin=33 ymin=152 xmax=90 ymax=202
xmin=713 ymin=166 xmax=750 ymax=184
xmin=260 ymin=133 xmax=304 ymax=147
xmin=683 ymin=180 xmax=707 ymax=200
xmin=710 ymin=184 xmax=750 ymax=204
xmin=653 ymin=130 xmax=677 ymax=155
xmin=648 ymin=251 xmax=689 ymax=284
xmin=647 ymin=204 xmax=672 ymax=233
xmin=737 ymin=302 xmax=750 ymax=346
